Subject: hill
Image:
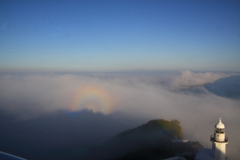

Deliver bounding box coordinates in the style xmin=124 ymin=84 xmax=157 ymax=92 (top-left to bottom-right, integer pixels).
xmin=115 ymin=119 xmax=184 ymax=140
xmin=83 ymin=119 xmax=185 ymax=160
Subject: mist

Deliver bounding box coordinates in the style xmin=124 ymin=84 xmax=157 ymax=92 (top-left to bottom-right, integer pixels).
xmin=0 ymin=71 xmax=239 ymax=159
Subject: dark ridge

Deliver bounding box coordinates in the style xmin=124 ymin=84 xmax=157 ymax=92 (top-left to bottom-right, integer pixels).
xmin=114 ymin=119 xmax=183 ymax=140
xmin=84 ymin=119 xmax=184 ymax=160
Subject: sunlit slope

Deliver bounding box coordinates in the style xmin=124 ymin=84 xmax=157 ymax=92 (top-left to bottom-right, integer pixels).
xmin=84 ymin=119 xmax=184 ymax=160
xmin=115 ymin=119 xmax=183 ymax=139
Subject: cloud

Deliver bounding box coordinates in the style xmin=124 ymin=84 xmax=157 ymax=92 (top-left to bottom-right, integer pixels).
xmin=0 ymin=72 xmax=239 ymax=159
xmin=169 ymin=71 xmax=230 ymax=89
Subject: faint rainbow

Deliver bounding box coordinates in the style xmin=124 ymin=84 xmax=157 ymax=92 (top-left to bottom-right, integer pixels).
xmin=70 ymin=84 xmax=114 ymax=114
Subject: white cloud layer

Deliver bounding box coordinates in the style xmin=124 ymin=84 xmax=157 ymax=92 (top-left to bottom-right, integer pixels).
xmin=170 ymin=71 xmax=230 ymax=89
xmin=0 ymin=71 xmax=239 ymax=159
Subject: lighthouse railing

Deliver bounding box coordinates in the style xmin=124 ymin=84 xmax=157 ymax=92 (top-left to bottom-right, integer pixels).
xmin=210 ymin=135 xmax=214 ymax=141
xmin=210 ymin=135 xmax=228 ymax=142
xmin=225 ymin=136 xmax=228 ymax=142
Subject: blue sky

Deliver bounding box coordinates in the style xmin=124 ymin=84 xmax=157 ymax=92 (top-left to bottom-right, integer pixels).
xmin=0 ymin=0 xmax=240 ymax=72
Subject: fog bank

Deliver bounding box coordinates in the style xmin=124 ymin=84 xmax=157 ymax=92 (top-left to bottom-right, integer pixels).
xmin=0 ymin=71 xmax=239 ymax=159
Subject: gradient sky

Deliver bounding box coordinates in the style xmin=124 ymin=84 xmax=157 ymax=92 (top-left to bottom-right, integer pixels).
xmin=0 ymin=0 xmax=240 ymax=72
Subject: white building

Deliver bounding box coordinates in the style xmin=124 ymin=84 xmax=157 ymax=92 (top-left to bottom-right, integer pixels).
xmin=210 ymin=118 xmax=228 ymax=160
xmin=195 ymin=118 xmax=228 ymax=160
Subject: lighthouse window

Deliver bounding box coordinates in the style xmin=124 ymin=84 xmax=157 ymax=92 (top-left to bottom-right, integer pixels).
xmin=215 ymin=128 xmax=224 ymax=133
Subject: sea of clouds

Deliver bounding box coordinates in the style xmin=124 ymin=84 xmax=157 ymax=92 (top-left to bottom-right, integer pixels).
xmin=0 ymin=71 xmax=239 ymax=159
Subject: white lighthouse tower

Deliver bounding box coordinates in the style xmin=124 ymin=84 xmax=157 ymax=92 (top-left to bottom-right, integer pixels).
xmin=210 ymin=118 xmax=228 ymax=160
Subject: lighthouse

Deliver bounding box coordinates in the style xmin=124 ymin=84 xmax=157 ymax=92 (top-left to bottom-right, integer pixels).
xmin=210 ymin=118 xmax=228 ymax=160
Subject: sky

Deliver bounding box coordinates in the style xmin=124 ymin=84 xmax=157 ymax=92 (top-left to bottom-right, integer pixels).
xmin=0 ymin=0 xmax=240 ymax=72
xmin=1 ymin=1 xmax=240 ymax=159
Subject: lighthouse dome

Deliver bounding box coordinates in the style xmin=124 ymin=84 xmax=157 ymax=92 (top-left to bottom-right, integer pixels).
xmin=215 ymin=118 xmax=225 ymax=129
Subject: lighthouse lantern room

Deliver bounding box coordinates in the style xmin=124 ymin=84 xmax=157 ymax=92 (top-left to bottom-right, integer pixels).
xmin=210 ymin=118 xmax=228 ymax=160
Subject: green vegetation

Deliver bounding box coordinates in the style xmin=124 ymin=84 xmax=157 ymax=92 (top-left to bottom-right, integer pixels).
xmin=145 ymin=119 xmax=183 ymax=139
xmin=116 ymin=119 xmax=183 ymax=140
